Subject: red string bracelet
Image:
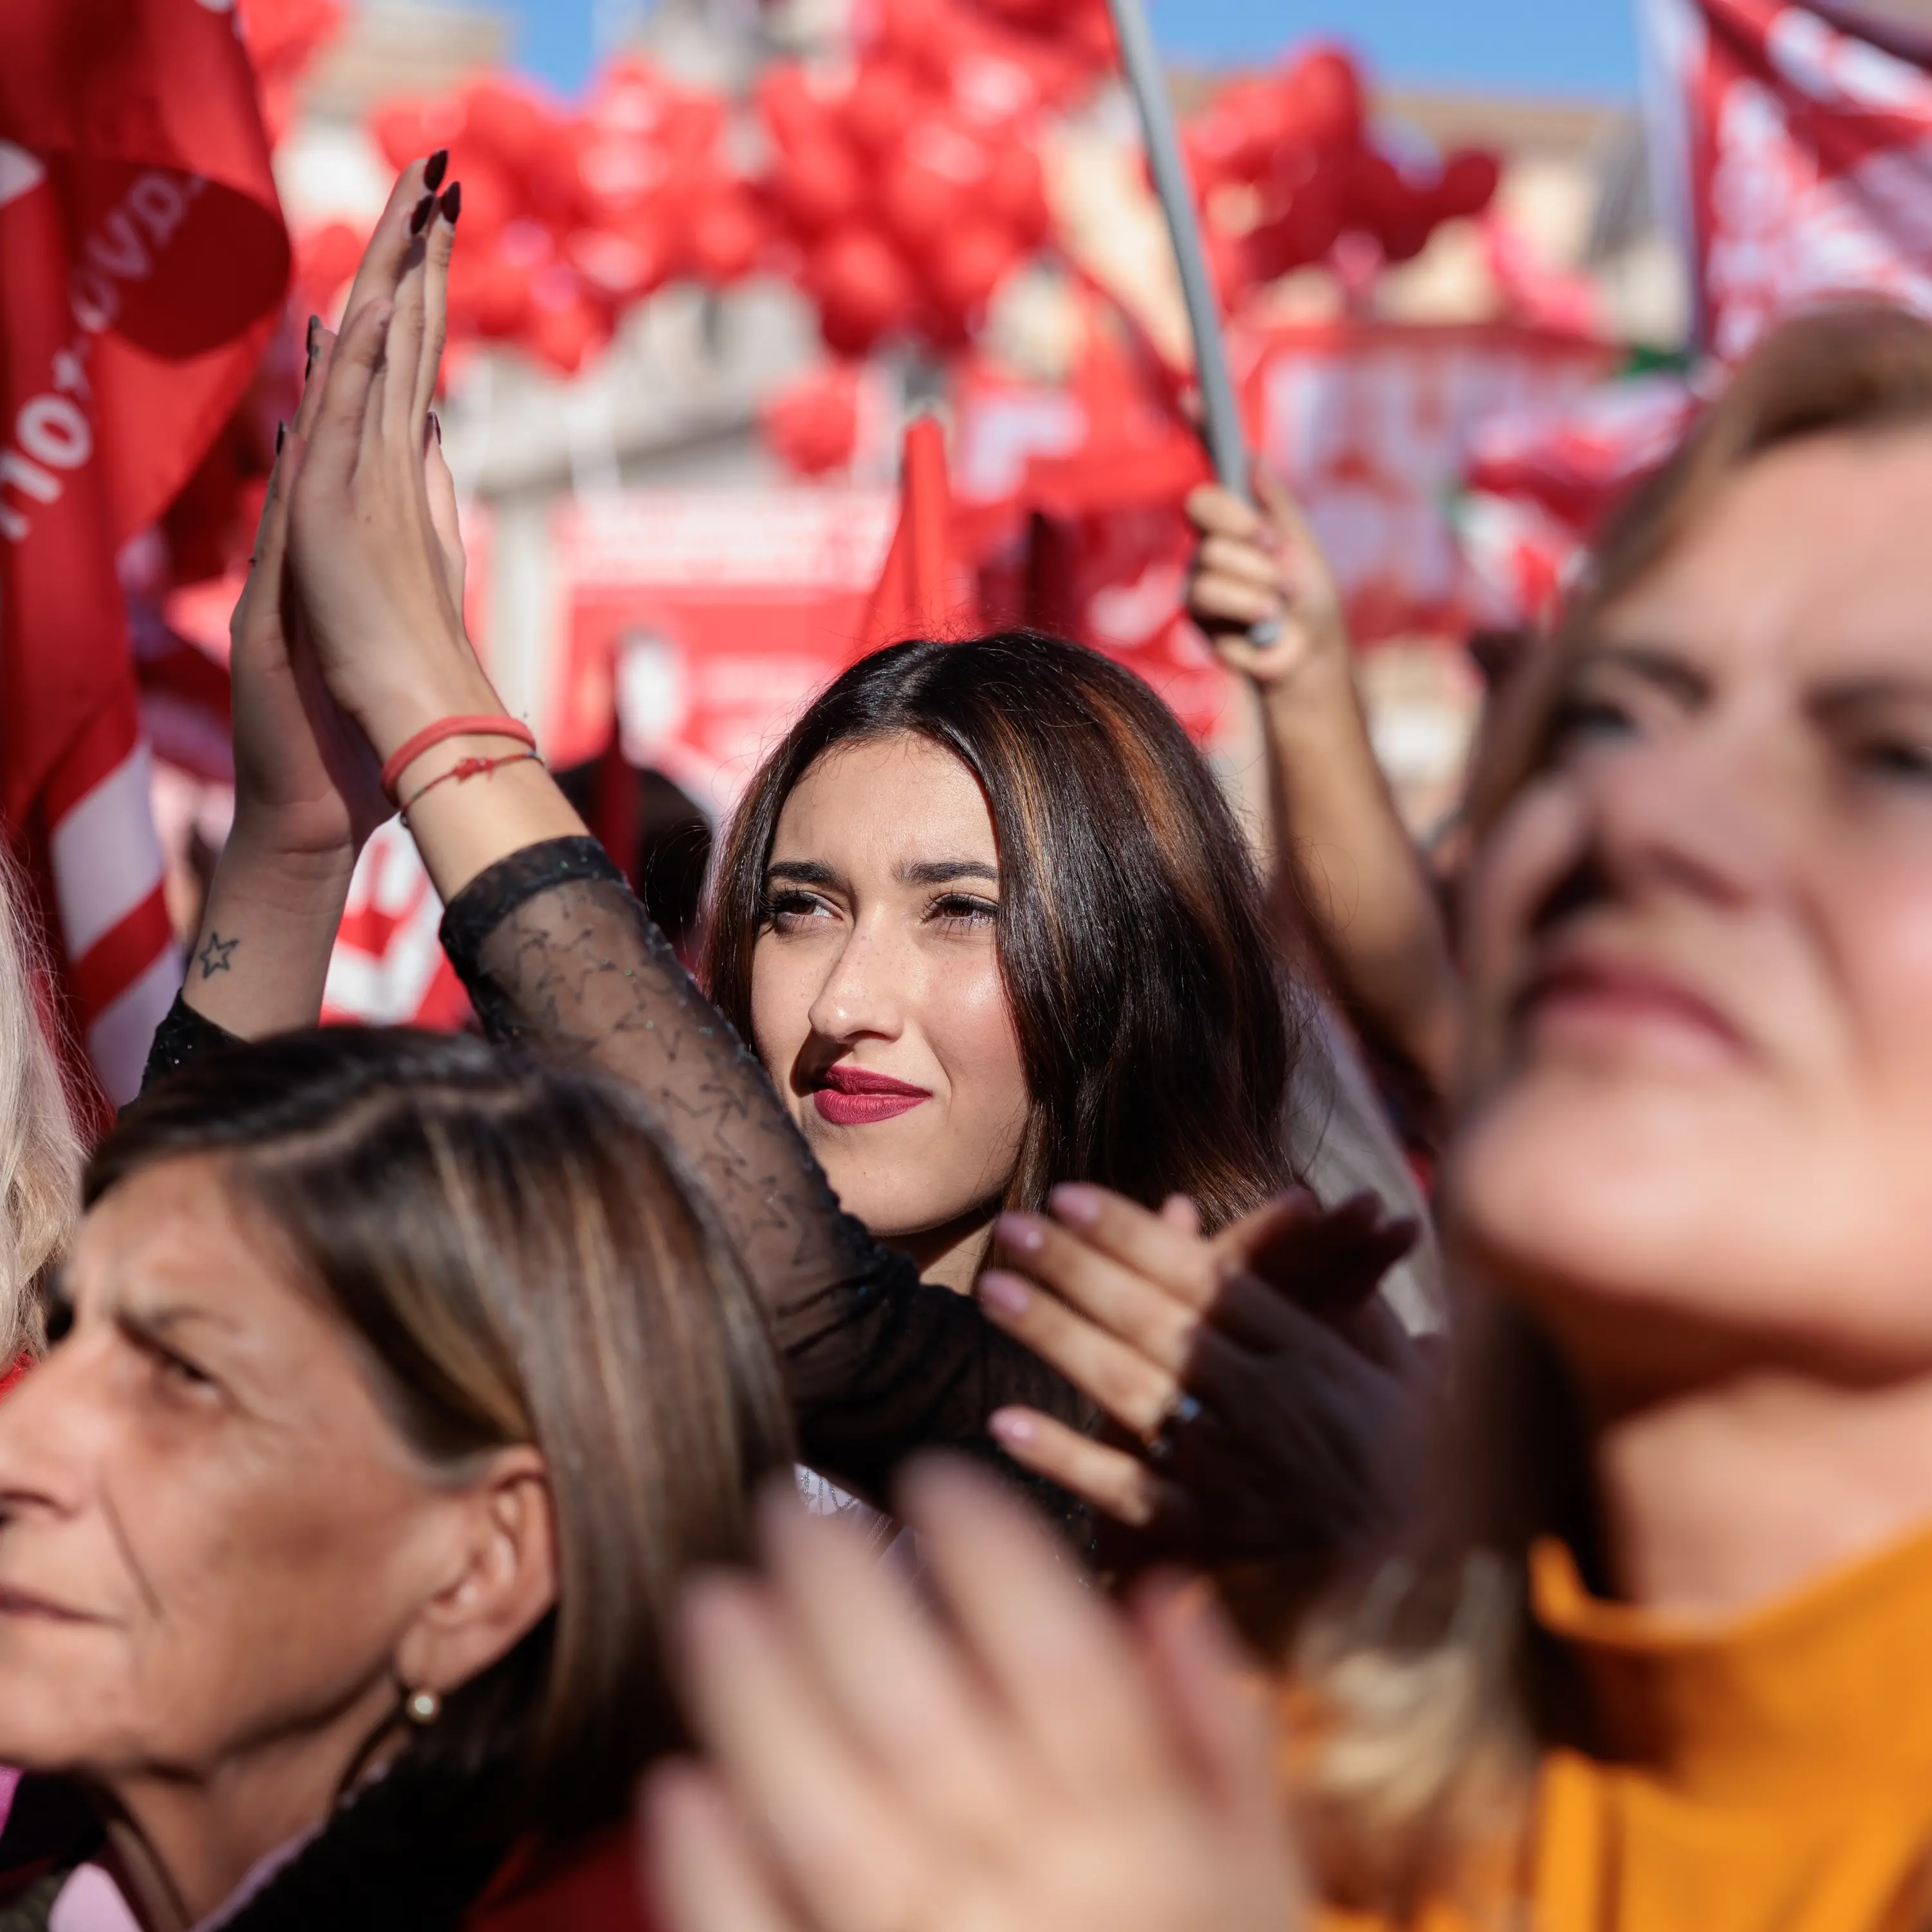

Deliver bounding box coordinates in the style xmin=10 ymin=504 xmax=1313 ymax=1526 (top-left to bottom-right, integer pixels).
xmin=398 ymin=750 xmax=541 ymax=819
xmin=379 ymin=714 xmax=537 ymax=801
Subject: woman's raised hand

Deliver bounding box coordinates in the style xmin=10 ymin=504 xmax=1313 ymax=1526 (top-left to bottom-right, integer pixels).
xmin=642 ymin=1461 xmax=1303 ymax=1932
xmin=227 ymin=320 xmax=387 ymax=872
xmin=287 ymin=159 xmax=497 ymax=765
xmin=1185 ymin=473 xmax=1348 ymax=695
xmin=978 ymin=1185 xmax=1426 ymax=1570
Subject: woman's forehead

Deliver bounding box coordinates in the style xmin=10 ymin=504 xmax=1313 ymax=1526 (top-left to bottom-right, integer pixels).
xmin=1596 ymin=432 xmax=1932 ymax=682
xmin=774 ymin=735 xmax=996 ymax=867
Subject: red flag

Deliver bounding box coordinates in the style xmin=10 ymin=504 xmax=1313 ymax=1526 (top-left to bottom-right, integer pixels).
xmin=860 ymin=416 xmax=978 ymax=649
xmin=1641 ymin=0 xmax=1932 ymax=360
xmin=0 ymin=0 xmax=287 ymax=1103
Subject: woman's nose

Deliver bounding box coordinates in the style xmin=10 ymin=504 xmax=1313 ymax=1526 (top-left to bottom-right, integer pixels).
xmin=1579 ymin=719 xmax=1786 ymax=911
xmin=805 ymin=923 xmax=907 ymax=1043
xmin=0 ymin=1342 xmax=100 ymax=1519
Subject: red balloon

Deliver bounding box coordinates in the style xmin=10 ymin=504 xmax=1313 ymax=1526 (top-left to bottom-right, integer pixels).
xmin=880 ymin=157 xmax=963 ymax=261
xmin=758 ymin=64 xmax=830 ymax=156
xmin=1436 ymin=147 xmax=1503 ymax=221
xmin=776 ymin=135 xmax=865 ymax=236
xmin=875 ymin=0 xmax=956 ymax=84
xmin=689 ymin=188 xmax=766 ymax=284
xmin=762 ymin=366 xmax=861 ymax=478
xmin=811 ymin=225 xmax=916 ymax=356
xmin=1344 ymin=151 xmax=1407 ymax=232
xmin=568 ymin=226 xmax=662 ymax=302
xmin=526 ymin=265 xmax=609 ymax=373
xmin=369 ymin=97 xmax=464 ymax=172
xmin=983 ymin=143 xmax=1050 ymax=248
xmin=663 ymin=93 xmax=729 ymax=160
xmin=293 ymin=219 xmax=367 ymax=312
xmin=1378 ymin=205 xmax=1435 ymax=263
xmin=1289 ymin=46 xmax=1364 ymax=157
xmin=846 ymin=60 xmax=923 ymax=155
xmin=925 ymin=217 xmax=1017 ymax=317
xmin=449 ymin=247 xmax=530 ymax=338
xmin=461 ymin=77 xmax=553 ymax=175
xmin=442 ymin=153 xmax=517 ymax=245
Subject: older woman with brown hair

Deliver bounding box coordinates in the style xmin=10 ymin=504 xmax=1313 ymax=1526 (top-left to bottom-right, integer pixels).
xmin=644 ymin=300 xmax=1932 ymax=1932
xmin=0 ymin=1024 xmax=790 ymax=1929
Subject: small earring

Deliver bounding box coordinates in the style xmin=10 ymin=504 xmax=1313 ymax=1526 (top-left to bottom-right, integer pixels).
xmin=404 ymin=1686 xmax=441 ymax=1725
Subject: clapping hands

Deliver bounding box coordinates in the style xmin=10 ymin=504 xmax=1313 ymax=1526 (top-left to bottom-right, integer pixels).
xmin=643 ymin=1462 xmax=1304 ymax=1932
xmin=978 ymin=1185 xmax=1428 ymax=1576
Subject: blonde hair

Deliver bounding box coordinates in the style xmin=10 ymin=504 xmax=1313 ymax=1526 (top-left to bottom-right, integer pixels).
xmin=1294 ymin=303 xmax=1932 ymax=1917
xmin=0 ymin=844 xmax=81 ymax=1357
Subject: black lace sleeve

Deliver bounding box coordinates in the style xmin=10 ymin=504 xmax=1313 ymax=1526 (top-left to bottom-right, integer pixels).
xmin=139 ymin=995 xmax=242 ymax=1094
xmin=440 ymin=838 xmax=1093 ymax=1523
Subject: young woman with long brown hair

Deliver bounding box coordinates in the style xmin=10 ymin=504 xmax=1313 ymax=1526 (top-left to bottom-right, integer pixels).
xmin=658 ymin=301 xmax=1932 ymax=1932
xmin=162 ymin=158 xmax=1427 ymax=1568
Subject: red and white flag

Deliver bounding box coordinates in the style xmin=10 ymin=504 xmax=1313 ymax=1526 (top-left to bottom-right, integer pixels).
xmin=0 ymin=0 xmax=287 ymax=1104
xmin=1640 ymin=0 xmax=1932 ymax=359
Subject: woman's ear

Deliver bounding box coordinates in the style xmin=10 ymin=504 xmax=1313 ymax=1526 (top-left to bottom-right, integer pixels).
xmin=393 ymin=1446 xmax=556 ymax=1701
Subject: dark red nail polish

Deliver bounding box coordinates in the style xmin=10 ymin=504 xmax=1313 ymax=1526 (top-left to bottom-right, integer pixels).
xmin=409 ymin=192 xmax=434 ymax=236
xmin=438 ymin=181 xmax=461 ymax=226
xmin=275 ymin=419 xmax=286 ymax=454
xmin=305 ymin=313 xmax=319 ymax=366
xmin=424 ymin=148 xmax=449 ymax=192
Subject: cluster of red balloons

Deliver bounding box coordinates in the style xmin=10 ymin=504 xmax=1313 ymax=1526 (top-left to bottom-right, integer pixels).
xmin=758 ymin=0 xmax=1057 ymax=358
xmin=348 ymin=60 xmax=762 ymax=373
xmin=1185 ymin=45 xmax=1502 ymax=299
xmin=956 ymin=0 xmax=1116 ymax=73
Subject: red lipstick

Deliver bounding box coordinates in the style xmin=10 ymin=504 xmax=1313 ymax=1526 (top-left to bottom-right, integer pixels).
xmin=812 ymin=1064 xmax=932 ymax=1127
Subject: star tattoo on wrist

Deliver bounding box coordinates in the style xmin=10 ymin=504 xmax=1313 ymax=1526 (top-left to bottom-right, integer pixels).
xmin=196 ymin=932 xmax=240 ymax=980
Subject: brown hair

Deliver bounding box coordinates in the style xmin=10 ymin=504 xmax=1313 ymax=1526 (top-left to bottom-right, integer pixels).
xmin=90 ymin=1026 xmax=792 ymax=1846
xmin=1299 ymin=301 xmax=1932 ymax=1915
xmin=703 ymin=631 xmax=1299 ymax=1232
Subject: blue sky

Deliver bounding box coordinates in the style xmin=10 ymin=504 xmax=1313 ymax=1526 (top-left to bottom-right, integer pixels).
xmin=488 ymin=0 xmax=1641 ymax=101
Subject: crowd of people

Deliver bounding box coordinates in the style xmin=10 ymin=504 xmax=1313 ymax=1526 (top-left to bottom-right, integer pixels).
xmin=0 ymin=151 xmax=1928 ymax=1930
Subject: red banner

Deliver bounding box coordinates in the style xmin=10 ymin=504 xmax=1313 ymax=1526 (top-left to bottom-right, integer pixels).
xmin=1242 ymin=319 xmax=1616 ymax=642
xmin=1642 ymin=0 xmax=1932 ymax=360
xmin=0 ymin=0 xmax=286 ymax=1101
xmin=548 ymin=488 xmax=898 ymax=811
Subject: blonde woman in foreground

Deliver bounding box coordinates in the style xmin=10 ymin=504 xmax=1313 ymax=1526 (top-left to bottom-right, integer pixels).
xmin=644 ymin=302 xmax=1932 ymax=1932
xmin=0 ymin=847 xmax=80 ymax=1360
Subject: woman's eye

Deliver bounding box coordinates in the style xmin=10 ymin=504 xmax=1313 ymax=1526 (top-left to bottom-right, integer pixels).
xmin=123 ymin=1326 xmax=219 ymax=1398
xmin=1547 ymin=692 xmax=1639 ymax=756
xmin=1855 ymin=737 xmax=1932 ymax=785
xmin=763 ymin=890 xmax=835 ymax=934
xmin=927 ymin=892 xmax=998 ymax=931
xmin=149 ymin=1346 xmax=216 ymax=1395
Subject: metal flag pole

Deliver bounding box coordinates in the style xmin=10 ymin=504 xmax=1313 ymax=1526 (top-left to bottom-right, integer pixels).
xmin=1104 ymin=0 xmax=1249 ymax=494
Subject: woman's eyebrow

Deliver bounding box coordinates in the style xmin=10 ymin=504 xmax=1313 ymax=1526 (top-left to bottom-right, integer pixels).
xmin=1576 ymin=640 xmax=1711 ymax=705
xmin=765 ymin=859 xmax=843 ymax=887
xmin=899 ymin=859 xmax=999 ymax=886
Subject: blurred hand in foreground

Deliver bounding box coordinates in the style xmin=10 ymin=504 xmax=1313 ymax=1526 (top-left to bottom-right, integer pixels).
xmin=642 ymin=1461 xmax=1303 ymax=1932
xmin=980 ymin=1185 xmax=1427 ymax=1572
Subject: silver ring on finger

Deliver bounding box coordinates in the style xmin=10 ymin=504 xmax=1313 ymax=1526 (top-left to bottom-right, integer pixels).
xmin=1146 ymin=1389 xmax=1204 ymax=1463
